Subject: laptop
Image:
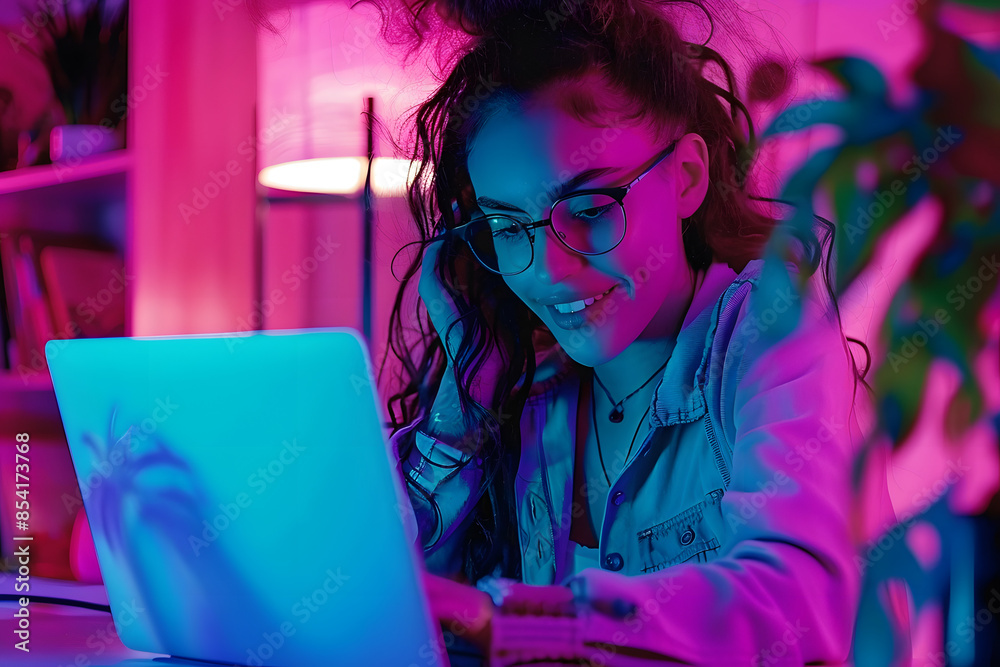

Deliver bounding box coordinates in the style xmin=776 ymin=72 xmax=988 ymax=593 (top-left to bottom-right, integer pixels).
xmin=45 ymin=328 xmax=448 ymax=667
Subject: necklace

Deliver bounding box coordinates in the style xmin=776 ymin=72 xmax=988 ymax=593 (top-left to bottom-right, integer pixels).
xmin=592 ymin=357 xmax=670 ymax=423
xmin=591 ymin=378 xmax=652 ymax=486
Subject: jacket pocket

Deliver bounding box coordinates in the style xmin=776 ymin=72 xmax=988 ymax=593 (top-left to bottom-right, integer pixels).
xmin=636 ymin=488 xmax=725 ymax=573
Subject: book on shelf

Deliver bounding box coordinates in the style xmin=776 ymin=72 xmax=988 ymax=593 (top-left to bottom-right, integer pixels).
xmin=0 ymin=230 xmax=124 ymax=381
xmin=40 ymin=245 xmax=126 ymax=338
xmin=0 ymin=232 xmax=23 ymax=372
xmin=0 ymin=253 xmax=8 ymax=368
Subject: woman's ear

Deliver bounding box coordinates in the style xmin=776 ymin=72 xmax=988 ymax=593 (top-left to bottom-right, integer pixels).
xmin=674 ymin=132 xmax=710 ymax=219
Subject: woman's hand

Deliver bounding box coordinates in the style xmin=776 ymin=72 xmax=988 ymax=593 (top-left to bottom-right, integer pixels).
xmin=564 ymin=569 xmax=639 ymax=619
xmin=421 ymin=570 xmax=643 ymax=663
xmin=421 ymin=570 xmax=495 ymax=654
xmin=418 ymin=238 xmax=507 ymax=407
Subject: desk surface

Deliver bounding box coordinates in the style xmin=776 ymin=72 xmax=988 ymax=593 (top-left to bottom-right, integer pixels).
xmin=0 ymin=573 xmax=484 ymax=666
xmin=0 ymin=572 xmax=167 ymax=666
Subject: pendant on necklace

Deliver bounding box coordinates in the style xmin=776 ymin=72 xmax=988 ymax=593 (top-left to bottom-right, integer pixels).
xmin=609 ymin=404 xmax=624 ymax=423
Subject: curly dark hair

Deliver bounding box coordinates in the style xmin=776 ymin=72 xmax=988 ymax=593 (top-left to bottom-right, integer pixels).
xmin=345 ymin=0 xmax=871 ymax=585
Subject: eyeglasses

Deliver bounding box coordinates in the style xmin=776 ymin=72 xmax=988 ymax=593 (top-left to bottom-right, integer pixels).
xmin=441 ymin=140 xmax=679 ymax=276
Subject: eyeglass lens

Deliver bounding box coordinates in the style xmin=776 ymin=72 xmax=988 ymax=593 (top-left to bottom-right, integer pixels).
xmin=468 ymin=193 xmax=625 ymax=274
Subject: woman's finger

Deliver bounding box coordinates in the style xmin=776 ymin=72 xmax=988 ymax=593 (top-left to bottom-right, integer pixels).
xmin=422 ymin=571 xmax=494 ymax=655
xmin=422 ymin=571 xmax=494 ymax=633
xmin=496 ymin=582 xmax=577 ymax=617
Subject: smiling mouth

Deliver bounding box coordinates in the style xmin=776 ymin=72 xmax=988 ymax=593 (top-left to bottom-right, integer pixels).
xmin=552 ymin=285 xmax=617 ymax=314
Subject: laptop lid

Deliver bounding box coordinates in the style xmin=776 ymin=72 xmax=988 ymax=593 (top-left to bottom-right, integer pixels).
xmin=45 ymin=328 xmax=446 ymax=667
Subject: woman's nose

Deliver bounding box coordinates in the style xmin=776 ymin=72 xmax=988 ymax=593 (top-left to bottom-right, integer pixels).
xmin=532 ymin=225 xmax=584 ymax=285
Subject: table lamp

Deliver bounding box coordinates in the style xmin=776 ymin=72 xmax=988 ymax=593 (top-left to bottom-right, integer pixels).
xmin=256 ymin=0 xmax=433 ymax=344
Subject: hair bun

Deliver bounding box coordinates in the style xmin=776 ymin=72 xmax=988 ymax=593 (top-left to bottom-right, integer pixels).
xmin=363 ymin=0 xmax=579 ymax=62
xmin=417 ymin=0 xmax=560 ymax=36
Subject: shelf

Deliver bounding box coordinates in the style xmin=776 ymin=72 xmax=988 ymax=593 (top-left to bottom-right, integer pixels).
xmin=0 ymin=150 xmax=130 ymax=245
xmin=0 ymin=370 xmax=53 ymax=393
xmin=0 ymin=150 xmax=131 ymax=197
xmin=0 ymin=370 xmax=59 ymax=424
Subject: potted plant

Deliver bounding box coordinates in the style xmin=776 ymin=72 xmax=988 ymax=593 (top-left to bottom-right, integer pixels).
xmin=757 ymin=0 xmax=999 ymax=663
xmin=21 ymin=0 xmax=128 ymax=164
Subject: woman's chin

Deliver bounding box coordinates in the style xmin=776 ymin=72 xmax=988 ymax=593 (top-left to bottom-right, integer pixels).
xmin=549 ymin=330 xmax=630 ymax=369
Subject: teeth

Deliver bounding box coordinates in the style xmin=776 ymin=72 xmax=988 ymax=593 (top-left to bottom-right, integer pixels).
xmin=553 ymin=286 xmax=614 ymax=314
xmin=555 ymin=299 xmax=587 ymax=314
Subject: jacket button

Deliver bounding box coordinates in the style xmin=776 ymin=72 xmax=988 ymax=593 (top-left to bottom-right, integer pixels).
xmin=612 ymin=491 xmax=625 ymax=506
xmin=680 ymin=528 xmax=695 ymax=546
xmin=603 ymin=552 xmax=624 ymax=571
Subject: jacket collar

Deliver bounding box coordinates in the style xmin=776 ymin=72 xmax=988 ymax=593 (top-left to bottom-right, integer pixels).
xmin=526 ymin=258 xmax=766 ymax=416
xmin=649 ymin=259 xmax=763 ymax=427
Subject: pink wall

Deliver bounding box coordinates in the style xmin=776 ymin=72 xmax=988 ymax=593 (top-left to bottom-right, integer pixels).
xmin=261 ymin=192 xmax=418 ymax=399
xmin=130 ymin=0 xmax=257 ymax=336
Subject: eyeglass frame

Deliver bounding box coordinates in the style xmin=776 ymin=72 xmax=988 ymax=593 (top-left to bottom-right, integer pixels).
xmin=438 ymin=139 xmax=680 ymax=276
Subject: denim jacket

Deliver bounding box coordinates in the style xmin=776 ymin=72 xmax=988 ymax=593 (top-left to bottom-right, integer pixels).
xmin=390 ymin=258 xmax=903 ymax=666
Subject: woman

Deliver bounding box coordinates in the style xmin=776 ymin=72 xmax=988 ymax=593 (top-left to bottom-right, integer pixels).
xmin=370 ymin=0 xmax=902 ymax=664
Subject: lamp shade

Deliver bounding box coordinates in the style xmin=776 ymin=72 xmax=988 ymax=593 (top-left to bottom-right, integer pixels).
xmin=257 ymin=0 xmax=435 ymax=195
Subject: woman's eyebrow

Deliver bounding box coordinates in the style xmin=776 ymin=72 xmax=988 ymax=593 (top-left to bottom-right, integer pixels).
xmin=475 ymin=165 xmax=622 ymax=212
